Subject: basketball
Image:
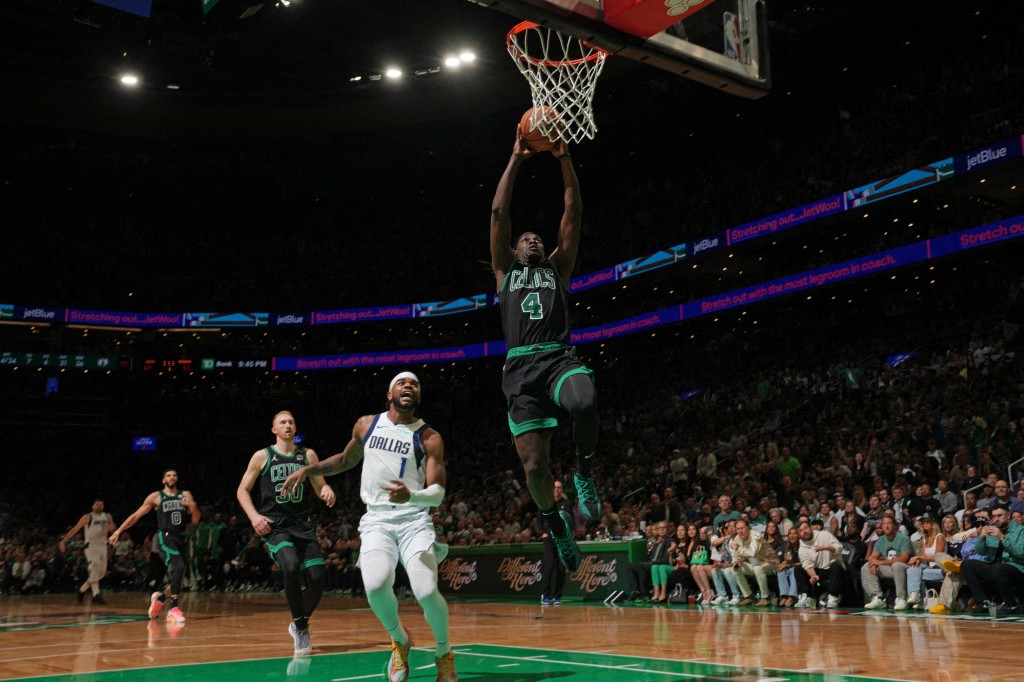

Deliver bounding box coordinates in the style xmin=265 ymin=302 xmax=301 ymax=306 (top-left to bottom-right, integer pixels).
xmin=518 ymin=107 xmax=559 ymax=151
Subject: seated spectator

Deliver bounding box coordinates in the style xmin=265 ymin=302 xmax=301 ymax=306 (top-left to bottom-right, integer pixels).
xmin=795 ymin=520 xmax=844 ymax=609
xmin=650 ymin=521 xmax=676 ymax=603
xmin=666 ymin=523 xmax=701 ymax=598
xmin=775 ymin=526 xmax=801 ymax=606
xmin=625 ymin=521 xmax=668 ymax=602
xmin=729 ymin=518 xmax=776 ymax=606
xmin=906 ymin=512 xmax=945 ymax=606
xmin=960 ymin=505 xmax=1024 ymax=615
xmin=928 ymin=509 xmax=988 ymax=614
xmin=709 ymin=520 xmax=742 ymax=605
xmin=688 ymin=526 xmax=716 ymax=604
xmin=861 ymin=516 xmax=914 ymax=610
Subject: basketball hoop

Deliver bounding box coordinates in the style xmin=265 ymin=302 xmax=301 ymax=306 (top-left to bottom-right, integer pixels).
xmin=506 ymin=21 xmax=609 ymax=145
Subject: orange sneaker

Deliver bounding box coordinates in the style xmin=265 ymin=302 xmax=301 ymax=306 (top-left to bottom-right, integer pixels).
xmin=148 ymin=592 xmax=163 ymax=620
xmin=166 ymin=606 xmax=186 ymax=624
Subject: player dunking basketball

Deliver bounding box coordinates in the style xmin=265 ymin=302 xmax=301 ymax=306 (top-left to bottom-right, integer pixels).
xmin=236 ymin=410 xmax=335 ymax=657
xmin=281 ymin=372 xmax=457 ymax=682
xmin=489 ymin=128 xmax=601 ymax=571
xmin=60 ymin=499 xmax=114 ymax=604
xmin=109 ymin=468 xmax=200 ymax=624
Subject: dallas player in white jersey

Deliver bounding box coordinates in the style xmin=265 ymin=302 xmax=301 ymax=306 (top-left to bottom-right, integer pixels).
xmin=60 ymin=499 xmax=114 ymax=604
xmin=281 ymin=371 xmax=457 ymax=682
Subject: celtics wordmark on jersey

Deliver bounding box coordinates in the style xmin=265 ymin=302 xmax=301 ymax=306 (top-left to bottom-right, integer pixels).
xmin=259 ymin=446 xmax=313 ymax=517
xmin=499 ymin=259 xmax=570 ymax=349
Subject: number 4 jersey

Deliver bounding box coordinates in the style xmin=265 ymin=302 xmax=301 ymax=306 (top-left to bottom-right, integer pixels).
xmin=499 ymin=259 xmax=570 ymax=350
xmin=259 ymin=446 xmax=314 ymax=518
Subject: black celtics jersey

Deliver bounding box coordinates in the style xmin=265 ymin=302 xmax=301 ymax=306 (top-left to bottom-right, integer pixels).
xmin=156 ymin=490 xmax=189 ymax=534
xmin=499 ymin=259 xmax=571 ymax=349
xmin=258 ymin=446 xmax=313 ymax=518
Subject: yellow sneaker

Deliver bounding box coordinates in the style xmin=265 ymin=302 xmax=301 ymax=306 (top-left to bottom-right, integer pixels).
xmin=929 ymin=603 xmax=952 ymax=615
xmin=387 ymin=627 xmax=412 ymax=682
xmin=435 ymin=651 xmax=457 ymax=682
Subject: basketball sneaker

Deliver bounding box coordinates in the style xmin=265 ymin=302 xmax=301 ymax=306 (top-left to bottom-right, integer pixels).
xmin=387 ymin=626 xmax=412 ymax=682
xmin=551 ymin=510 xmax=581 ymax=571
xmin=435 ymin=651 xmax=457 ymax=682
xmin=148 ymin=592 xmax=164 ymax=619
xmin=573 ymin=470 xmax=601 ymax=520
xmin=289 ymin=621 xmax=312 ymax=656
xmin=166 ymin=606 xmax=186 ymax=624
xmin=76 ymin=590 xmax=85 ymax=604
xmin=92 ymin=594 xmax=106 ymax=605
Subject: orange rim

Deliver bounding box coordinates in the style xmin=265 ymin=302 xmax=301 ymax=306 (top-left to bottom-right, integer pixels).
xmin=506 ymin=20 xmax=609 ymax=67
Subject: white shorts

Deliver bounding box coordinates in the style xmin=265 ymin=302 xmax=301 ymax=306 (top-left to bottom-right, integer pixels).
xmin=85 ymin=545 xmax=108 ymax=581
xmin=358 ymin=507 xmax=437 ymax=568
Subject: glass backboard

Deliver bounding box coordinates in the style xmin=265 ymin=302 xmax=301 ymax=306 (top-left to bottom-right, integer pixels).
xmin=467 ymin=0 xmax=769 ymax=98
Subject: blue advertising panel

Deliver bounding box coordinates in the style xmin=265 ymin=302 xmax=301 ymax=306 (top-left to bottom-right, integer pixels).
xmin=953 ymin=136 xmax=1022 ymax=175
xmin=272 ymin=341 xmax=497 ymax=371
xmin=312 ymin=305 xmax=414 ymax=325
xmin=728 ymin=195 xmax=845 ymax=245
xmin=843 ymin=159 xmax=953 ymax=208
xmin=184 ymin=312 xmax=269 ymax=327
xmin=269 ymin=312 xmax=311 ymax=326
xmin=414 ymin=295 xmax=491 ymax=317
xmin=615 ymin=243 xmax=688 ymax=280
xmin=65 ymin=309 xmax=183 ymax=327
xmin=132 ymin=437 xmax=157 ymax=452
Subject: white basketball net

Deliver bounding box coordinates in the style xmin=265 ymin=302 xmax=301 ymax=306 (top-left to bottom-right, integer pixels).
xmin=507 ymin=22 xmax=608 ymax=144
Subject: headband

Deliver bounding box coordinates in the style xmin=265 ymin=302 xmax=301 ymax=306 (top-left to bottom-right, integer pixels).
xmin=389 ymin=371 xmax=420 ymax=393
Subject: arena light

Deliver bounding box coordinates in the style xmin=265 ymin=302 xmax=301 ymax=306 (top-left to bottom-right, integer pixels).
xmin=385 ymin=67 xmax=402 ymax=79
xmin=120 ymin=73 xmax=140 ymax=87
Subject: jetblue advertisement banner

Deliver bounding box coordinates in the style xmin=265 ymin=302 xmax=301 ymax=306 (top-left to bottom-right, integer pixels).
xmin=953 ymin=137 xmax=1022 ymax=175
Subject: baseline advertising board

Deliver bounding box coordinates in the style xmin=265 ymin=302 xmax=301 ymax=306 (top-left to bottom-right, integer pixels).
xmin=438 ymin=540 xmax=645 ymax=600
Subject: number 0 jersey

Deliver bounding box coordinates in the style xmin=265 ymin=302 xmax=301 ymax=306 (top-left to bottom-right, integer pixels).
xmin=156 ymin=490 xmax=189 ymax=534
xmin=361 ymin=412 xmax=429 ymax=509
xmin=258 ymin=446 xmax=314 ymax=518
xmin=499 ymin=258 xmax=570 ymax=350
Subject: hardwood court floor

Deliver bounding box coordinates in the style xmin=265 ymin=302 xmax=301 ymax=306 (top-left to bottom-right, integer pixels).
xmin=0 ymin=592 xmax=1021 ymax=681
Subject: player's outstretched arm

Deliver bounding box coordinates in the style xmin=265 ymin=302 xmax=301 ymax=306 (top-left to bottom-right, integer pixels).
xmin=490 ymin=130 xmax=534 ymax=291
xmin=59 ymin=514 xmax=90 ymax=553
xmin=109 ymin=493 xmax=159 ymax=545
xmin=281 ymin=415 xmax=371 ymax=496
xmin=549 ymin=145 xmax=581 ymax=283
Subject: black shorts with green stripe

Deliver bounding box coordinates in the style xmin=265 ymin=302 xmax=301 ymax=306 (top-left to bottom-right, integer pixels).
xmin=156 ymin=531 xmax=187 ymax=566
xmin=502 ymin=343 xmax=594 ymax=438
xmin=261 ymin=515 xmax=325 ymax=570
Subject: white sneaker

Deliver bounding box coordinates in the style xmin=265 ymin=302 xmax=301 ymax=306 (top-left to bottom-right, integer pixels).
xmin=794 ymin=594 xmax=814 ymax=609
xmin=906 ymin=591 xmax=921 ymax=606
xmin=727 ymin=596 xmax=741 ymax=606
xmin=826 ymin=594 xmax=842 ymax=609
xmin=864 ymin=595 xmax=886 ymax=610
xmin=894 ymin=597 xmax=908 ymax=611
xmin=711 ymin=595 xmax=729 ymax=605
